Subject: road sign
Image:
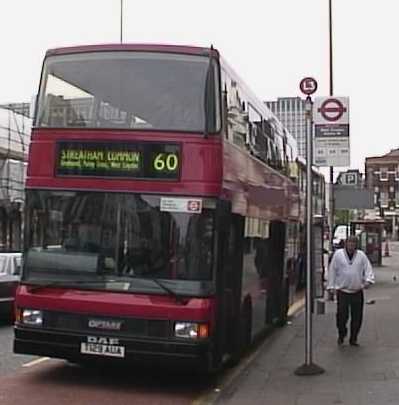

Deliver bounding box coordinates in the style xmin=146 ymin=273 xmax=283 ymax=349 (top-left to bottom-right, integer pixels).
xmin=318 ymin=98 xmax=347 ymax=122
xmin=314 ymin=124 xmax=349 ymax=138
xmin=313 ymin=96 xmax=350 ymax=167
xmin=346 ymin=173 xmax=356 ymax=184
xmin=333 ymin=185 xmax=373 ymax=210
xmin=314 ymin=140 xmax=350 ymax=167
xmin=160 ymin=197 xmax=202 ymax=213
xmin=299 ymin=77 xmax=318 ymax=95
xmin=314 ymin=97 xmax=349 ymax=125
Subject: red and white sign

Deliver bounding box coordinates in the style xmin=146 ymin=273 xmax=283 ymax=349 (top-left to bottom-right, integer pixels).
xmin=160 ymin=197 xmax=202 ymax=214
xmin=299 ymin=77 xmax=318 ymax=95
xmin=314 ymin=97 xmax=349 ymax=125
xmin=313 ymin=96 xmax=350 ymax=167
xmin=318 ymin=98 xmax=347 ymax=121
xmin=187 ymin=200 xmax=201 ymax=212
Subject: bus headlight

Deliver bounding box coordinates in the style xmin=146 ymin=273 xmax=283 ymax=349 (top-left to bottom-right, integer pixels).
xmin=21 ymin=309 xmax=43 ymax=326
xmin=174 ymin=322 xmax=209 ymax=339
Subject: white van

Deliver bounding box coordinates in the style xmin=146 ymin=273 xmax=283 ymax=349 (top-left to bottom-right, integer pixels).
xmin=333 ymin=225 xmax=350 ymax=248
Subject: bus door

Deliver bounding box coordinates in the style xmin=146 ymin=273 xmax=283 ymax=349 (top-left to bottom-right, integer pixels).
xmin=214 ymin=201 xmax=244 ymax=364
xmin=266 ymin=221 xmax=287 ymax=325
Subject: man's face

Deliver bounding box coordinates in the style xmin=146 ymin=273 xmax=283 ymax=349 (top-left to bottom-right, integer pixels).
xmin=346 ymin=239 xmax=357 ymax=253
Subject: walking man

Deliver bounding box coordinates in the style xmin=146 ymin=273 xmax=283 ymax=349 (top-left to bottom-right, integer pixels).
xmin=327 ymin=235 xmax=375 ymax=346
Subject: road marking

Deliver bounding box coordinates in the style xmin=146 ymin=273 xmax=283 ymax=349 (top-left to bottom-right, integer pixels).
xmin=22 ymin=357 xmax=50 ymax=368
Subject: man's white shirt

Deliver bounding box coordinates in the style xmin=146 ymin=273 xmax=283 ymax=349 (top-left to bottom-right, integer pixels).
xmin=327 ymin=248 xmax=375 ymax=292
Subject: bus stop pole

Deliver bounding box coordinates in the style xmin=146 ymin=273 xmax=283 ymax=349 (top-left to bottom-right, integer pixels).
xmin=120 ymin=0 xmax=124 ymax=43
xmin=328 ymin=0 xmax=335 ymax=253
xmin=295 ymin=96 xmax=324 ymax=376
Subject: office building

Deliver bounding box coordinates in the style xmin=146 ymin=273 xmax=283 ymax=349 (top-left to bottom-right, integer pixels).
xmin=265 ymin=97 xmax=307 ymax=159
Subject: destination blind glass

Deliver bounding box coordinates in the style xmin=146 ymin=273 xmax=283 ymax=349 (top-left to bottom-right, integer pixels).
xmin=56 ymin=142 xmax=180 ymax=179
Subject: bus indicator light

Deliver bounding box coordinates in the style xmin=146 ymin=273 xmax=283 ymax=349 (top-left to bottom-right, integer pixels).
xmin=198 ymin=323 xmax=209 ymax=338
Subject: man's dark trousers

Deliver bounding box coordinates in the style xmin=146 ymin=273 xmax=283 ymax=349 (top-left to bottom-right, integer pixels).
xmin=336 ymin=290 xmax=364 ymax=343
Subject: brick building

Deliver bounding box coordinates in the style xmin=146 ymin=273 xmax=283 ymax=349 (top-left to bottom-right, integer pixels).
xmin=365 ymin=149 xmax=399 ymax=238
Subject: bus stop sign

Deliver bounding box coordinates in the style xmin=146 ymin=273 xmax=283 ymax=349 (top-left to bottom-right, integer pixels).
xmin=318 ymin=98 xmax=347 ymax=122
xmin=313 ymin=96 xmax=350 ymax=167
xmin=300 ymin=77 xmax=318 ymax=96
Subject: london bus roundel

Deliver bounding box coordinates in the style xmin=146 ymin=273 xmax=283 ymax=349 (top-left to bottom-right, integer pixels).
xmin=299 ymin=77 xmax=318 ymax=96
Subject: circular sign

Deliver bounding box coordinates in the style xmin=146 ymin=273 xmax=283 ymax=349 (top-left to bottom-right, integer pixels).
xmin=318 ymin=98 xmax=347 ymax=122
xmin=187 ymin=200 xmax=201 ymax=212
xmin=299 ymin=77 xmax=318 ymax=95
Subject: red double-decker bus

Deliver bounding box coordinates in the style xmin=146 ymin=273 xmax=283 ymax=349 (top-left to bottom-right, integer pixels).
xmin=14 ymin=44 xmax=300 ymax=371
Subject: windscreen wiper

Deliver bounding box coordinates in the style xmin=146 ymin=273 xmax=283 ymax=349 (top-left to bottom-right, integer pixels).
xmin=150 ymin=278 xmax=185 ymax=304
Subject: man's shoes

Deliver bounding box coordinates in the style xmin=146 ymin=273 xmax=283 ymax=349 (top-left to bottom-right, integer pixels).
xmin=349 ymin=340 xmax=359 ymax=347
xmin=337 ymin=336 xmax=344 ymax=346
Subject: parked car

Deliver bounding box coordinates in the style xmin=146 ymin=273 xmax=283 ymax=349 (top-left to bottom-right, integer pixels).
xmin=0 ymin=252 xmax=22 ymax=322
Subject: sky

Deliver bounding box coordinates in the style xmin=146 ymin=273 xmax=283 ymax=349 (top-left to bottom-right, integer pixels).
xmin=1 ymin=0 xmax=397 ymax=173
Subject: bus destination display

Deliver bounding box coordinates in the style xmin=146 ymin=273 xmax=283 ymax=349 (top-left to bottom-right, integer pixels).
xmin=56 ymin=141 xmax=180 ymax=179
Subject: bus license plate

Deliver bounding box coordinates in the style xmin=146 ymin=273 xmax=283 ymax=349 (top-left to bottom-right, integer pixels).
xmin=80 ymin=343 xmax=125 ymax=358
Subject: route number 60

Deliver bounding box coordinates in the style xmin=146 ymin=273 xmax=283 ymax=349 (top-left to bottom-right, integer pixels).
xmin=153 ymin=153 xmax=179 ymax=171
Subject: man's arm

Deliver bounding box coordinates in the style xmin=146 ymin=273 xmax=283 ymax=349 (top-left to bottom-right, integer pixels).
xmin=363 ymin=253 xmax=375 ymax=287
xmin=327 ymin=251 xmax=338 ymax=291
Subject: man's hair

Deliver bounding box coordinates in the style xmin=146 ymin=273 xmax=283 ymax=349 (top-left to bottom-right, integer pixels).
xmin=346 ymin=235 xmax=358 ymax=244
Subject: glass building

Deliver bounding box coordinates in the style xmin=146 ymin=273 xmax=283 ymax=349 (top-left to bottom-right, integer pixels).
xmin=265 ymin=97 xmax=307 ymax=159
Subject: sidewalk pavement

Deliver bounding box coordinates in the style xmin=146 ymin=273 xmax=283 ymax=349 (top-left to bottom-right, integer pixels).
xmin=217 ymin=242 xmax=399 ymax=405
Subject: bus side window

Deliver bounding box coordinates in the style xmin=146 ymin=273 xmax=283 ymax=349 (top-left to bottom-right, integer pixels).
xmin=224 ymin=77 xmax=248 ymax=148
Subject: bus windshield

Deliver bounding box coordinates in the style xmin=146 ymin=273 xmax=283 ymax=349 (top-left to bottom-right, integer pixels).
xmin=36 ymin=51 xmax=220 ymax=133
xmin=23 ymin=190 xmax=215 ymax=294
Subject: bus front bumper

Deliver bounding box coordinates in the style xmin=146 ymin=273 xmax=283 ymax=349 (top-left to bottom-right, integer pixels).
xmin=14 ymin=326 xmax=213 ymax=368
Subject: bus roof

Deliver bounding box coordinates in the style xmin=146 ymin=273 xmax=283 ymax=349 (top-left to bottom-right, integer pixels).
xmin=45 ymin=43 xmax=219 ymax=58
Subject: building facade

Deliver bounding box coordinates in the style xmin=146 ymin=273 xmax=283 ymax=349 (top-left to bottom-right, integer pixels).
xmin=0 ymin=106 xmax=31 ymax=251
xmin=264 ymin=97 xmax=307 ymax=159
xmin=365 ymin=149 xmax=399 ymax=239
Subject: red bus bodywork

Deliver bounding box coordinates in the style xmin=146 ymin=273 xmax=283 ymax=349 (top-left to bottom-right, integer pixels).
xmin=14 ymin=44 xmax=300 ymax=370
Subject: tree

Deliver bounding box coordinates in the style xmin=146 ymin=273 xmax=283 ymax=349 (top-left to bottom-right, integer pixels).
xmin=334 ymin=209 xmax=355 ymax=225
